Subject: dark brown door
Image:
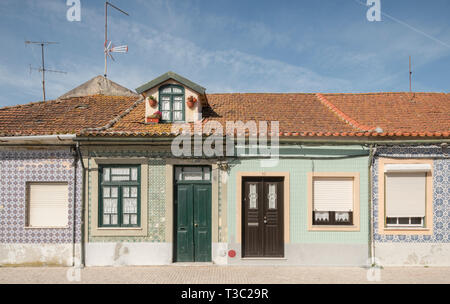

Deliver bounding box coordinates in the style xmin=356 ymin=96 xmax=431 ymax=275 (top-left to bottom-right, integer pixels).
xmin=242 ymin=177 xmax=284 ymax=257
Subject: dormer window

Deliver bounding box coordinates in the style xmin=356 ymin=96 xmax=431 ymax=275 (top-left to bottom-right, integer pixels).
xmin=159 ymin=84 xmax=185 ymax=122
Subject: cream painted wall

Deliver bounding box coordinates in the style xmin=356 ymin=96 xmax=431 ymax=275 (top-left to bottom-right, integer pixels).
xmin=142 ymin=79 xmax=202 ymax=123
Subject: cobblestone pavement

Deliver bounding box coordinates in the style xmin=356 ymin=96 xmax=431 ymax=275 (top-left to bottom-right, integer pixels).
xmin=0 ymin=266 xmax=449 ymax=284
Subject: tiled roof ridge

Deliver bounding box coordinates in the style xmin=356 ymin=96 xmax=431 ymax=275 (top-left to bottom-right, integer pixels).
xmin=80 ymin=130 xmax=450 ymax=138
xmin=315 ymin=93 xmax=376 ymax=132
xmin=0 ymin=94 xmax=130 ymax=111
xmin=79 ymin=96 xmax=145 ymax=134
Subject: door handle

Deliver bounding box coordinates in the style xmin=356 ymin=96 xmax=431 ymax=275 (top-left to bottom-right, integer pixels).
xmin=264 ymin=215 xmax=267 ymax=224
xmin=194 ymin=223 xmax=199 ymax=227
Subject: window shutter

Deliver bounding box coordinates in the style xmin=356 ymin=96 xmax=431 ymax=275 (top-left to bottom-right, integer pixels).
xmin=313 ymin=177 xmax=353 ymax=212
xmin=28 ymin=183 xmax=69 ymax=227
xmin=385 ymin=172 xmax=426 ymax=217
xmin=384 ymin=164 xmax=431 ymax=173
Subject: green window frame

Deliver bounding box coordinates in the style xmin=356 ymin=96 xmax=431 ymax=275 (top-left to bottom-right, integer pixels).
xmin=159 ymin=84 xmax=185 ymax=123
xmin=99 ymin=165 xmax=141 ymax=228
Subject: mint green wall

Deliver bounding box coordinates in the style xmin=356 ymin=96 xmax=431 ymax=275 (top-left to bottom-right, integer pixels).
xmin=227 ymin=153 xmax=369 ymax=244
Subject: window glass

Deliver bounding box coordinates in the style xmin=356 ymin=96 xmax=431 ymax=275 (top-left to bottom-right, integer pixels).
xmin=159 ymin=85 xmax=185 ymax=122
xmin=100 ymin=166 xmax=140 ymax=227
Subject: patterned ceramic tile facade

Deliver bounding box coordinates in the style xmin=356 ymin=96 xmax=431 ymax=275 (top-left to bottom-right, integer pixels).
xmin=373 ymin=146 xmax=450 ymax=243
xmin=0 ymin=149 xmax=82 ymax=244
xmin=87 ymin=150 xmax=167 ymax=242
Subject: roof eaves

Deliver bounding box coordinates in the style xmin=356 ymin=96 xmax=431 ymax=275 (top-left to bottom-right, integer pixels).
xmin=135 ymin=71 xmax=206 ymax=95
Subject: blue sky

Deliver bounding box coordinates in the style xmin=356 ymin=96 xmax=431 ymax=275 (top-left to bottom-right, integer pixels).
xmin=0 ymin=0 xmax=449 ymax=106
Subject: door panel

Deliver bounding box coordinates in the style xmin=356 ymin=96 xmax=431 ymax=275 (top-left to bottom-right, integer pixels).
xmin=193 ymin=184 xmax=212 ymax=262
xmin=175 ymin=171 xmax=212 ymax=262
xmin=243 ymin=178 xmax=284 ymax=258
xmin=176 ymin=184 xmax=194 ymax=262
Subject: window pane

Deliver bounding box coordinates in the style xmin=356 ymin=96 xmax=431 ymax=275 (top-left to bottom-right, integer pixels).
xmin=411 ymin=217 xmax=423 ymax=225
xmin=335 ymin=212 xmax=350 ymax=222
xmin=203 ymin=167 xmax=211 ymax=180
xmin=103 ymin=199 xmax=118 ymax=214
xmin=131 ymin=168 xmax=138 ymax=181
xmin=111 ymin=168 xmax=130 ymax=175
xmin=103 ymin=215 xmax=110 ymax=225
xmin=123 ymin=198 xmax=138 ymax=213
xmin=161 ymin=87 xmax=172 ymax=94
xmin=103 ymin=168 xmax=110 ymax=181
xmin=314 ymin=211 xmax=329 ymax=223
xmin=399 ymin=217 xmax=410 ymax=225
xmin=162 ymin=111 xmax=170 ymax=120
xmin=130 ymin=187 xmax=138 ymax=198
xmin=103 ymin=187 xmax=110 ymax=198
xmin=161 ymin=99 xmax=171 ymax=110
xmin=172 ymin=87 xmax=183 ymax=94
xmin=249 ymin=184 xmax=257 ymax=209
xmin=386 ymin=217 xmax=397 ymax=225
xmin=268 ymin=184 xmax=277 ymax=209
xmin=173 ymin=101 xmax=182 ymax=111
xmin=123 ymin=214 xmax=130 ymax=225
xmin=111 ymin=175 xmax=130 ymax=181
xmin=111 ymin=215 xmax=118 ymax=225
xmin=111 ymin=187 xmax=118 ymax=198
xmin=173 ymin=111 xmax=183 ymax=121
xmin=123 ymin=187 xmax=130 ymax=198
xmin=131 ymin=215 xmax=138 ymax=225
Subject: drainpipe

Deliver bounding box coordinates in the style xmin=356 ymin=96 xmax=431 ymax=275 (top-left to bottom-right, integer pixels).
xmin=368 ymin=144 xmax=377 ymax=267
xmin=71 ymin=146 xmax=79 ymax=267
xmin=75 ymin=142 xmax=86 ymax=268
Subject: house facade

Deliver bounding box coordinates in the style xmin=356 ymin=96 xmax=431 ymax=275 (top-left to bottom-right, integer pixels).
xmin=0 ymin=72 xmax=449 ymax=267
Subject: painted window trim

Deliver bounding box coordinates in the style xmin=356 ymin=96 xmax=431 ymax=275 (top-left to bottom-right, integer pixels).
xmin=89 ymin=158 xmax=148 ymax=237
xmin=307 ymin=172 xmax=360 ymax=232
xmin=377 ymin=158 xmax=434 ymax=236
xmin=158 ymin=84 xmax=185 ymax=123
xmin=98 ymin=165 xmax=141 ymax=228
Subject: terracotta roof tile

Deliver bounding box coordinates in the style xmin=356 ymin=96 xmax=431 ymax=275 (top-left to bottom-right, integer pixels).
xmin=0 ymin=95 xmax=139 ymax=136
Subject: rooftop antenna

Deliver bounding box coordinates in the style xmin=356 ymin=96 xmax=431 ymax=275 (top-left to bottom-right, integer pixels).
xmin=25 ymin=41 xmax=67 ymax=102
xmin=104 ymin=1 xmax=129 ymax=78
xmin=409 ymin=55 xmax=412 ymax=93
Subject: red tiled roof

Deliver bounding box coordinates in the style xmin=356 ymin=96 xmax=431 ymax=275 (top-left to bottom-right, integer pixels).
xmin=0 ymin=95 xmax=140 ymax=136
xmin=1 ymin=92 xmax=449 ymax=139
xmin=320 ymin=92 xmax=450 ymax=135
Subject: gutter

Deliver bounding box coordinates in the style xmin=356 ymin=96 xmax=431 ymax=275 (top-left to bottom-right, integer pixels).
xmin=368 ymin=144 xmax=377 ymax=267
xmin=0 ymin=134 xmax=76 ymax=143
xmin=75 ymin=142 xmax=86 ymax=268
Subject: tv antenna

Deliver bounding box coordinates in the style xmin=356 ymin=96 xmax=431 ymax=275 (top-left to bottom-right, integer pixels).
xmin=409 ymin=55 xmax=413 ymax=92
xmin=104 ymin=1 xmax=129 ymax=78
xmin=25 ymin=41 xmax=67 ymax=102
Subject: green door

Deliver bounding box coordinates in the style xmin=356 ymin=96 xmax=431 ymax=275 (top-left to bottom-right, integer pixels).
xmin=175 ymin=167 xmax=212 ymax=262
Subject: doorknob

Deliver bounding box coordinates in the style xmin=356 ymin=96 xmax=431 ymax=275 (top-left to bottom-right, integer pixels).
xmin=194 ymin=223 xmax=199 ymax=227
xmin=264 ymin=215 xmax=267 ymax=224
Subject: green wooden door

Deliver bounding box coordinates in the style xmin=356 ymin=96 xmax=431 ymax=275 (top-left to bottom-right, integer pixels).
xmin=175 ymin=184 xmax=194 ymax=262
xmin=175 ymin=180 xmax=211 ymax=262
xmin=193 ymin=184 xmax=212 ymax=262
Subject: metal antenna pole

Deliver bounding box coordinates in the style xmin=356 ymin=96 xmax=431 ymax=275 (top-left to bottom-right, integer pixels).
xmin=104 ymin=1 xmax=129 ymax=78
xmin=409 ymin=55 xmax=412 ymax=93
xmin=25 ymin=41 xmax=66 ymax=102
xmin=41 ymin=43 xmax=46 ymax=101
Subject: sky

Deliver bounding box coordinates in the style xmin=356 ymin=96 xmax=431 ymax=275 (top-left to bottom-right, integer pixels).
xmin=0 ymin=0 xmax=449 ymax=107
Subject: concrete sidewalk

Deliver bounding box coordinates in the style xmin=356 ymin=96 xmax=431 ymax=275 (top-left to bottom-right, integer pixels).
xmin=0 ymin=266 xmax=449 ymax=284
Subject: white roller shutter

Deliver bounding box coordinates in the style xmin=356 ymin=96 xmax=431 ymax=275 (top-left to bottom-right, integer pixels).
xmin=384 ymin=164 xmax=431 ymax=173
xmin=313 ymin=177 xmax=354 ymax=212
xmin=385 ymin=172 xmax=426 ymax=217
xmin=28 ymin=183 xmax=69 ymax=227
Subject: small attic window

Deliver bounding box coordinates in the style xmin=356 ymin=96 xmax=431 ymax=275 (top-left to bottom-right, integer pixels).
xmin=159 ymin=84 xmax=185 ymax=123
xmin=75 ymin=104 xmax=89 ymax=110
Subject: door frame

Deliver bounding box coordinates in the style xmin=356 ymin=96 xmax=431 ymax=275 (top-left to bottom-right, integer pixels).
xmin=173 ymin=165 xmax=213 ymax=262
xmin=236 ymin=172 xmax=290 ymax=246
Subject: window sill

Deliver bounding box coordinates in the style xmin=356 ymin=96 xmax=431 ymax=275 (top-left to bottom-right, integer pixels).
xmin=308 ymin=225 xmax=360 ymax=232
xmin=25 ymin=226 xmax=69 ymax=229
xmin=97 ymin=227 xmax=143 ymax=231
xmin=384 ymin=227 xmax=430 ymax=232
